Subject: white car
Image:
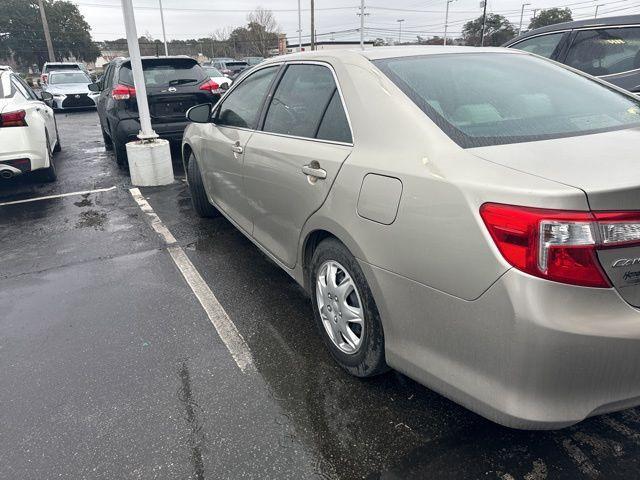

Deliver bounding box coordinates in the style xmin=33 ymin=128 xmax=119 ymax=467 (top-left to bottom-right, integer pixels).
xmin=0 ymin=70 xmax=60 ymax=182
xmin=202 ymin=65 xmax=232 ymax=89
xmin=43 ymin=70 xmax=98 ymax=110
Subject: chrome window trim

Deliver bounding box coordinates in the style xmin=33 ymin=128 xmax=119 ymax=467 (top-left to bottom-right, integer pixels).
xmin=259 ymin=60 xmax=355 ymax=147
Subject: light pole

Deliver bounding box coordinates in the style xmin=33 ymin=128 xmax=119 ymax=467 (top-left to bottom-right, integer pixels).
xmin=297 ymin=0 xmax=302 ymax=51
xmin=310 ymin=0 xmax=315 ymax=50
xmin=397 ymin=19 xmax=405 ymax=44
xmin=595 ymin=4 xmax=602 ymax=18
xmin=158 ymin=0 xmax=169 ymax=56
xmin=518 ymin=3 xmax=531 ymax=36
xmin=443 ymin=0 xmax=456 ymax=46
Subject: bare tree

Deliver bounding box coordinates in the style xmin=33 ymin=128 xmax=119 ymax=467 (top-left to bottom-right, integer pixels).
xmin=246 ymin=7 xmax=279 ymax=57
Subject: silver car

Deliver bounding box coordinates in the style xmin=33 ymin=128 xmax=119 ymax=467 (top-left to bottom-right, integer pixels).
xmin=182 ymin=46 xmax=640 ymax=429
xmin=43 ymin=70 xmax=98 ymax=110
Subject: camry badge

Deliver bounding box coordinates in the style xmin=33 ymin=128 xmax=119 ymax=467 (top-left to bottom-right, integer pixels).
xmin=612 ymin=258 xmax=640 ymax=268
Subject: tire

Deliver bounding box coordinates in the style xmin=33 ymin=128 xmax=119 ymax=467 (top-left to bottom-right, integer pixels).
xmin=35 ymin=135 xmax=57 ymax=183
xmin=310 ymin=238 xmax=388 ymax=377
xmin=53 ymin=119 xmax=61 ymax=153
xmin=102 ymin=127 xmax=113 ymax=151
xmin=187 ymin=153 xmax=219 ymax=218
xmin=113 ymin=139 xmax=127 ymax=166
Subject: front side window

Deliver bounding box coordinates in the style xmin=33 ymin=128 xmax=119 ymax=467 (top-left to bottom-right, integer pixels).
xmin=511 ymin=32 xmax=565 ymax=58
xmin=263 ymin=64 xmax=337 ymax=139
xmin=216 ymin=66 xmax=278 ymax=129
xmin=373 ymin=53 xmax=640 ymax=148
xmin=565 ymin=27 xmax=640 ymax=76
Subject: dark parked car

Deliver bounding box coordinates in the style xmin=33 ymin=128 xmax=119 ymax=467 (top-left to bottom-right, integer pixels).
xmin=91 ymin=56 xmax=222 ymax=165
xmin=504 ymin=14 xmax=640 ymax=94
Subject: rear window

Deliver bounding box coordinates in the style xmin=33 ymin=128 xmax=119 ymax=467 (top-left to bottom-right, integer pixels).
xmin=45 ymin=64 xmax=80 ymax=72
xmin=373 ymin=53 xmax=640 ymax=148
xmin=119 ymin=59 xmax=207 ymax=88
xmin=226 ymin=62 xmax=249 ymax=68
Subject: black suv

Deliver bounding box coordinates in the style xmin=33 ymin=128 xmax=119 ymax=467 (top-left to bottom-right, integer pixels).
xmin=504 ymin=14 xmax=640 ymax=94
xmin=91 ymin=56 xmax=222 ymax=164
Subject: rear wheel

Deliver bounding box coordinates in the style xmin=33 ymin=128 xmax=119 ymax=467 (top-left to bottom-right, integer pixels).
xmin=310 ymin=238 xmax=388 ymax=377
xmin=102 ymin=127 xmax=113 ymax=151
xmin=187 ymin=153 xmax=219 ymax=218
xmin=53 ymin=118 xmax=61 ymax=153
xmin=35 ymin=135 xmax=57 ymax=183
xmin=113 ymin=139 xmax=128 ymax=166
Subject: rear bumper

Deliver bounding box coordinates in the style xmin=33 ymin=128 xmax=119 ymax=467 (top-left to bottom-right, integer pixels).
xmin=114 ymin=117 xmax=188 ymax=144
xmin=362 ymin=262 xmax=640 ymax=429
xmin=0 ymin=128 xmax=48 ymax=175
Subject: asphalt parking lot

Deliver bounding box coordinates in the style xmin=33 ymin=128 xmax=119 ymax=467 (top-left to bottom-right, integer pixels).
xmin=3 ymin=110 xmax=640 ymax=480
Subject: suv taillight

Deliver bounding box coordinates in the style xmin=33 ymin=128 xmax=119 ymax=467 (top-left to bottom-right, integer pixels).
xmin=480 ymin=204 xmax=640 ymax=288
xmin=0 ymin=110 xmax=27 ymax=128
xmin=199 ymin=79 xmax=222 ymax=94
xmin=112 ymin=84 xmax=136 ymax=100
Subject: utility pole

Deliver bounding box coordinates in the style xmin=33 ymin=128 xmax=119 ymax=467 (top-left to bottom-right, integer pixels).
xmin=357 ymin=0 xmax=369 ymax=50
xmin=397 ymin=19 xmax=405 ymax=44
xmin=444 ymin=0 xmax=456 ymax=46
xmin=158 ymin=0 xmax=169 ymax=56
xmin=37 ymin=0 xmax=55 ymax=62
xmin=297 ymin=0 xmax=302 ymax=51
xmin=518 ymin=3 xmax=530 ymax=36
xmin=480 ymin=0 xmax=488 ymax=47
xmin=310 ymin=0 xmax=315 ymax=51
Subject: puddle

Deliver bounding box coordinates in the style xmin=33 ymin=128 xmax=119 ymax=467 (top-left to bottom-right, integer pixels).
xmin=75 ymin=210 xmax=107 ymax=230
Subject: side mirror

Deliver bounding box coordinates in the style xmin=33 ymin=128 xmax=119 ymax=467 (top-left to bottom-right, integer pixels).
xmin=186 ymin=103 xmax=213 ymax=123
xmin=88 ymin=82 xmax=100 ymax=92
xmin=39 ymin=91 xmax=54 ymax=107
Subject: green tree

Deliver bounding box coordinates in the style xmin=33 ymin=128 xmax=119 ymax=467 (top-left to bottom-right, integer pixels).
xmin=0 ymin=0 xmax=99 ymax=68
xmin=529 ymin=8 xmax=573 ymax=30
xmin=462 ymin=13 xmax=516 ymax=46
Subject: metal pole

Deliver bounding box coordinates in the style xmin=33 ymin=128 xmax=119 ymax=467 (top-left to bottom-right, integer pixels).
xmin=595 ymin=4 xmax=600 ymax=18
xmin=444 ymin=0 xmax=452 ymax=45
xmin=480 ymin=0 xmax=488 ymax=46
xmin=310 ymin=0 xmax=315 ymax=51
xmin=37 ymin=0 xmax=55 ymax=62
xmin=518 ymin=3 xmax=530 ymax=36
xmin=158 ymin=0 xmax=169 ymax=56
xmin=297 ymin=0 xmax=302 ymax=51
xmin=397 ymin=19 xmax=404 ymax=44
xmin=359 ymin=0 xmax=365 ymax=50
xmin=121 ymin=0 xmax=157 ymax=140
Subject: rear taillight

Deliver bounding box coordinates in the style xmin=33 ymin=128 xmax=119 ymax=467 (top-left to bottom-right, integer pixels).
xmin=0 ymin=110 xmax=27 ymax=128
xmin=112 ymin=84 xmax=136 ymax=100
xmin=199 ymin=79 xmax=222 ymax=94
xmin=478 ymin=203 xmax=640 ymax=288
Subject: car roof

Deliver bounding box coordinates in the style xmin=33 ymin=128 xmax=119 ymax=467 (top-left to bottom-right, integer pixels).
xmin=263 ymin=45 xmax=522 ymax=65
xmin=506 ymin=14 xmax=640 ymax=45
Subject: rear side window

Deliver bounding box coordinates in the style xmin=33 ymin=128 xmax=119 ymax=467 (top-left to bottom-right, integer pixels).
xmin=565 ymin=27 xmax=640 ymax=76
xmin=263 ymin=64 xmax=338 ymax=139
xmin=511 ymin=32 xmax=565 ymax=58
xmin=216 ymin=66 xmax=279 ymax=129
xmin=373 ymin=53 xmax=640 ymax=148
xmin=119 ymin=59 xmax=207 ymax=88
xmin=316 ymin=90 xmax=352 ymax=143
xmin=102 ymin=65 xmax=114 ymax=90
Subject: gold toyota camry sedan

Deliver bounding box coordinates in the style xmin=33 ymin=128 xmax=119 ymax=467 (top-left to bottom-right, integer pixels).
xmin=182 ymin=46 xmax=640 ymax=429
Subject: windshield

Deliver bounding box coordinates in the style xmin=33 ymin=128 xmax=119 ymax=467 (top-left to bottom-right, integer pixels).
xmin=373 ymin=53 xmax=640 ymax=148
xmin=119 ymin=59 xmax=207 ymax=88
xmin=204 ymin=66 xmax=223 ymax=77
xmin=48 ymin=72 xmax=90 ymax=84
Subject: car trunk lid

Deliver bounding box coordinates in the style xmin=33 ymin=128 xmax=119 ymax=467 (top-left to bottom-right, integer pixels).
xmin=471 ymin=127 xmax=640 ymax=306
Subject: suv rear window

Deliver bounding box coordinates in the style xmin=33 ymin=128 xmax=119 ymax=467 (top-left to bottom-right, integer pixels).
xmin=373 ymin=53 xmax=640 ymax=148
xmin=45 ymin=64 xmax=80 ymax=72
xmin=119 ymin=59 xmax=207 ymax=88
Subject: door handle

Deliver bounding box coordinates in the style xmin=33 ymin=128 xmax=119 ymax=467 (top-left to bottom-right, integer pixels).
xmin=231 ymin=142 xmax=243 ymax=154
xmin=301 ymin=164 xmax=327 ymax=180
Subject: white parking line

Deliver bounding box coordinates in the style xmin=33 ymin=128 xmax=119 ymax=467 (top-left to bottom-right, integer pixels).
xmin=0 ymin=186 xmax=117 ymax=207
xmin=129 ymin=187 xmax=256 ymax=374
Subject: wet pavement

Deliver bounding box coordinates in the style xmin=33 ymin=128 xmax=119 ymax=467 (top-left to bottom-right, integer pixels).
xmin=2 ymin=110 xmax=640 ymax=479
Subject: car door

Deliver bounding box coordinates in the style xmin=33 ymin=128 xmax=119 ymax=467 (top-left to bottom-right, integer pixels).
xmin=11 ymin=75 xmax=56 ymax=146
xmin=201 ymin=64 xmax=280 ymax=233
xmin=243 ymin=62 xmax=354 ymax=268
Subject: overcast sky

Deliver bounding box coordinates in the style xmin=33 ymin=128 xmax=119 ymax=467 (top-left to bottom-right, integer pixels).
xmin=74 ymin=0 xmax=640 ymax=43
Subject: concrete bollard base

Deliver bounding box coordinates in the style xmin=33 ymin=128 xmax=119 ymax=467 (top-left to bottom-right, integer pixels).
xmin=126 ymin=139 xmax=174 ymax=187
